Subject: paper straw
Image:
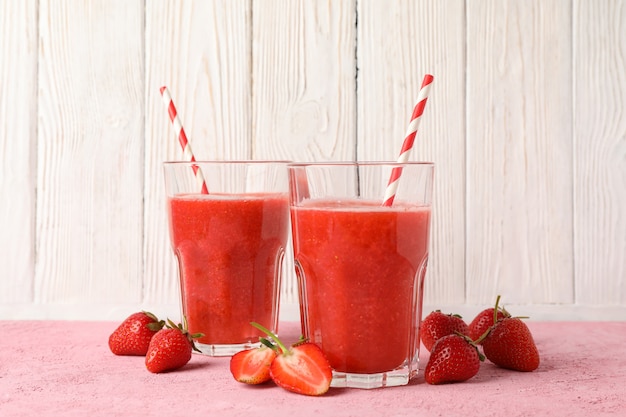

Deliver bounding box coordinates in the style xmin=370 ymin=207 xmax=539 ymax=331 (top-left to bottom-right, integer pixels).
xmin=159 ymin=86 xmax=209 ymax=194
xmin=382 ymin=74 xmax=433 ymax=206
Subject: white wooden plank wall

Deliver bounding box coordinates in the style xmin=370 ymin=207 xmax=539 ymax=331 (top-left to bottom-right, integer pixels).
xmin=466 ymin=1 xmax=575 ymax=305
xmin=0 ymin=0 xmax=624 ymax=322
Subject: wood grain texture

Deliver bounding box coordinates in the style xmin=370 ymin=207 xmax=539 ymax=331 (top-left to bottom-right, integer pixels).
xmin=0 ymin=0 xmax=624 ymax=320
xmin=252 ymin=0 xmax=357 ymax=304
xmin=466 ymin=0 xmax=574 ymax=305
xmin=252 ymin=0 xmax=357 ymax=162
xmin=357 ymin=0 xmax=466 ymax=305
xmin=573 ymin=0 xmax=626 ymax=306
xmin=144 ymin=0 xmax=252 ymax=307
xmin=35 ymin=0 xmax=145 ymax=304
xmin=0 ymin=0 xmax=38 ymax=303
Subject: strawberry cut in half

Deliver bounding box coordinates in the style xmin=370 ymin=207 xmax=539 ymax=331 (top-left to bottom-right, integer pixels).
xmin=249 ymin=322 xmax=333 ymax=396
xmin=230 ymin=345 xmax=277 ymax=384
xmin=270 ymin=342 xmax=332 ymax=396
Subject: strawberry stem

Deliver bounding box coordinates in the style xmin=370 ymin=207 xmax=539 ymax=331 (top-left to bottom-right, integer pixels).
xmin=455 ymin=331 xmax=485 ymax=362
xmin=165 ymin=316 xmax=204 ymax=352
xmin=259 ymin=337 xmax=278 ymax=350
xmin=493 ymin=295 xmax=502 ymax=325
xmin=250 ymin=322 xmax=289 ymax=354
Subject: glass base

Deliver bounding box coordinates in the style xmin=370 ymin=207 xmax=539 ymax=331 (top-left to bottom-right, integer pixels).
xmin=194 ymin=341 xmax=261 ymax=357
xmin=330 ymin=366 xmax=418 ymax=389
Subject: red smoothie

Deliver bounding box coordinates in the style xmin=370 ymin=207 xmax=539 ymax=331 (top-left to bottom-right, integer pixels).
xmin=291 ymin=199 xmax=431 ymax=374
xmin=167 ymin=192 xmax=289 ymax=345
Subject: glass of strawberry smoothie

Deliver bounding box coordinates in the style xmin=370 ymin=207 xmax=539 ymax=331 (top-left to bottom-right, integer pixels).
xmin=288 ymin=162 xmax=433 ymax=388
xmin=163 ymin=161 xmax=290 ymax=356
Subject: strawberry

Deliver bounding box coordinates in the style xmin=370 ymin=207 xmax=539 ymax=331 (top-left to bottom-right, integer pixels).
xmin=108 ymin=311 xmax=164 ymax=356
xmin=270 ymin=342 xmax=332 ymax=396
xmin=468 ymin=303 xmax=510 ymax=342
xmin=230 ymin=346 xmax=277 ymax=384
xmin=249 ymin=322 xmax=332 ymax=396
xmin=474 ymin=295 xmax=540 ymax=372
xmin=145 ymin=318 xmax=203 ymax=373
xmin=420 ymin=310 xmax=470 ymax=351
xmin=424 ymin=334 xmax=483 ymax=385
xmin=481 ymin=317 xmax=540 ymax=372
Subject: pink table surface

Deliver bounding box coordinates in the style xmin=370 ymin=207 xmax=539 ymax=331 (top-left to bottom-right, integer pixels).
xmin=1 ymin=320 xmax=625 ymax=417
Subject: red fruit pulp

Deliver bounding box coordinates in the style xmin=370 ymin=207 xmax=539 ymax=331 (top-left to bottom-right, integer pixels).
xmin=291 ymin=199 xmax=431 ymax=374
xmin=167 ymin=193 xmax=289 ymax=345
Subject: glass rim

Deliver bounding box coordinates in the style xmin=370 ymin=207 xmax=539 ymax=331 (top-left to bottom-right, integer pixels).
xmin=287 ymin=161 xmax=434 ymax=167
xmin=163 ymin=160 xmax=292 ymax=166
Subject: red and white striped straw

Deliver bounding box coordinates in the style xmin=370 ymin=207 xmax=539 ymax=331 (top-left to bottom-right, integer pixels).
xmin=159 ymin=86 xmax=209 ymax=194
xmin=382 ymin=74 xmax=433 ymax=206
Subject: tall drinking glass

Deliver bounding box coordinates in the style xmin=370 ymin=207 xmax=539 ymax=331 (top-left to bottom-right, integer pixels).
xmin=164 ymin=161 xmax=290 ymax=356
xmin=289 ymin=162 xmax=434 ymax=388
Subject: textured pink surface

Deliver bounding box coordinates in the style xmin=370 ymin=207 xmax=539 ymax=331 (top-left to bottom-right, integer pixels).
xmin=1 ymin=320 xmax=625 ymax=416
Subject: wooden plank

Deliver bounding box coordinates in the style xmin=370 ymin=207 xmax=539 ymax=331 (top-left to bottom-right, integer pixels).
xmin=251 ymin=0 xmax=357 ymax=162
xmin=0 ymin=0 xmax=621 ymax=320
xmin=144 ymin=0 xmax=252 ymax=308
xmin=357 ymin=0 xmax=466 ymax=305
xmin=0 ymin=0 xmax=38 ymax=303
xmin=35 ymin=0 xmax=144 ymax=306
xmin=573 ymin=0 xmax=626 ymax=306
xmin=466 ymin=0 xmax=574 ymax=305
xmin=252 ymin=0 xmax=357 ymax=307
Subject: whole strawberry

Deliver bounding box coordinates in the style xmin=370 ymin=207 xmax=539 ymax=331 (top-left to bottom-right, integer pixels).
xmin=481 ymin=317 xmax=540 ymax=372
xmin=420 ymin=310 xmax=470 ymax=352
xmin=109 ymin=311 xmax=164 ymax=356
xmin=468 ymin=305 xmax=509 ymax=342
xmin=145 ymin=318 xmax=202 ymax=373
xmin=424 ymin=334 xmax=483 ymax=385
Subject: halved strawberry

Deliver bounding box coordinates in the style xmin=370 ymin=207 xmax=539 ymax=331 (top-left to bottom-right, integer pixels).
xmin=270 ymin=342 xmax=332 ymax=396
xmin=251 ymin=322 xmax=333 ymax=396
xmin=230 ymin=346 xmax=277 ymax=384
